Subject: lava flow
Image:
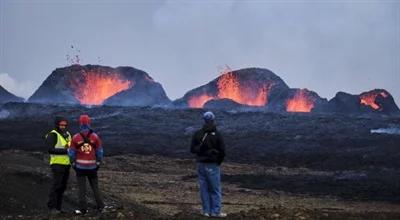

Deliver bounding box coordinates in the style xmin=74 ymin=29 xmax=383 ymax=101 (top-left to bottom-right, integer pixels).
xmin=286 ymin=89 xmax=315 ymax=112
xmin=360 ymin=91 xmax=388 ymax=110
xmin=188 ymin=94 xmax=215 ymax=108
xmin=71 ymin=71 xmax=133 ymax=105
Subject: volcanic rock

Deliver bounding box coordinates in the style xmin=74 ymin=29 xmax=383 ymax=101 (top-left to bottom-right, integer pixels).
xmin=319 ymin=92 xmax=361 ymax=114
xmin=28 ymin=65 xmax=171 ymax=106
xmin=316 ymin=89 xmax=400 ymax=115
xmin=203 ymin=98 xmax=251 ymax=110
xmin=0 ymin=85 xmax=24 ymax=104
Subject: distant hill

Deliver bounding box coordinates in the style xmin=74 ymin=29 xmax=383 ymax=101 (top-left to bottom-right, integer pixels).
xmin=0 ymin=85 xmax=24 ymax=104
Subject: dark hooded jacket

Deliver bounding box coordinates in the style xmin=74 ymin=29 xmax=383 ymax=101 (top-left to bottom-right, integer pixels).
xmin=45 ymin=116 xmax=70 ymax=155
xmin=191 ymin=123 xmax=225 ymax=165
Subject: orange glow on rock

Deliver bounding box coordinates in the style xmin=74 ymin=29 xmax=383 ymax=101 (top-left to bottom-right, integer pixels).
xmin=71 ymin=71 xmax=133 ymax=105
xmin=286 ymin=89 xmax=315 ymax=112
xmin=188 ymin=94 xmax=215 ymax=108
xmin=217 ymin=72 xmax=268 ymax=106
xmin=187 ymin=71 xmax=269 ymax=108
xmin=359 ymin=91 xmax=387 ymax=110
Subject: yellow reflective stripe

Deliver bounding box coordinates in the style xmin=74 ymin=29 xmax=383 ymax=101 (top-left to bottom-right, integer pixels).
xmin=50 ymin=155 xmax=70 ymax=165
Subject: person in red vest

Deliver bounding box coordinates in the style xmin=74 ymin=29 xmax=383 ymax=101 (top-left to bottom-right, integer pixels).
xmin=68 ymin=114 xmax=104 ymax=214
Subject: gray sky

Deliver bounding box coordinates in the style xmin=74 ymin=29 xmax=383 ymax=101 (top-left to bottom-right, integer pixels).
xmin=0 ymin=0 xmax=399 ymax=105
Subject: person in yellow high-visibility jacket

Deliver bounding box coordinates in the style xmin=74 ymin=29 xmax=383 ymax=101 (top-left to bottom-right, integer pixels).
xmin=45 ymin=116 xmax=71 ymax=215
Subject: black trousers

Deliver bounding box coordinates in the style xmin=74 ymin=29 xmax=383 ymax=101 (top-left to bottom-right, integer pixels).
xmin=75 ymin=169 xmax=104 ymax=210
xmin=47 ymin=164 xmax=70 ymax=210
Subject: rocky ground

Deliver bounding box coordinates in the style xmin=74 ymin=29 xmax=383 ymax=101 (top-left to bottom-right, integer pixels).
xmin=1 ymin=102 xmax=400 ymax=170
xmin=1 ymin=150 xmax=400 ymax=220
xmin=0 ymin=103 xmax=400 ymax=219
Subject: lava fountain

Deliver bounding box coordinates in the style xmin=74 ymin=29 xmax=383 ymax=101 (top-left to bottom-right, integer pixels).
xmin=217 ymin=72 xmax=268 ymax=106
xmin=70 ymin=71 xmax=133 ymax=105
xmin=187 ymin=71 xmax=269 ymax=108
xmin=286 ymin=89 xmax=316 ymax=112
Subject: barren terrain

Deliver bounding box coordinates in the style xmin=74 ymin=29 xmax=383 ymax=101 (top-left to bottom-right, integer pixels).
xmin=0 ymin=103 xmax=399 ymax=219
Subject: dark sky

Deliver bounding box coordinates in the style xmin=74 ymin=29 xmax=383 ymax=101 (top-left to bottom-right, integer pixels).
xmin=0 ymin=0 xmax=399 ymax=105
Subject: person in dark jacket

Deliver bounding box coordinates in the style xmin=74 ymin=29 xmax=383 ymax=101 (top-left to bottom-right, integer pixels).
xmin=45 ymin=116 xmax=71 ymax=214
xmin=191 ymin=111 xmax=227 ymax=218
xmin=68 ymin=114 xmax=104 ymax=214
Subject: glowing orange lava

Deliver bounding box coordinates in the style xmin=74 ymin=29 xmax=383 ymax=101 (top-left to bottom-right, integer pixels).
xmin=217 ymin=72 xmax=268 ymax=106
xmin=188 ymin=94 xmax=215 ymax=108
xmin=72 ymin=72 xmax=133 ymax=105
xmin=286 ymin=89 xmax=315 ymax=112
xmin=187 ymin=71 xmax=269 ymax=108
xmin=360 ymin=91 xmax=387 ymax=110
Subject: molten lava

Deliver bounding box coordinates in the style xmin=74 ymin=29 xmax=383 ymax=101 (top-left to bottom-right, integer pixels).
xmin=360 ymin=91 xmax=388 ymax=110
xmin=217 ymin=72 xmax=268 ymax=106
xmin=286 ymin=89 xmax=315 ymax=112
xmin=187 ymin=71 xmax=269 ymax=108
xmin=188 ymin=94 xmax=215 ymax=108
xmin=71 ymin=71 xmax=133 ymax=105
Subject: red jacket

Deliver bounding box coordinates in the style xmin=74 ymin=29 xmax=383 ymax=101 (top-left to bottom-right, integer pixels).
xmin=69 ymin=130 xmax=103 ymax=170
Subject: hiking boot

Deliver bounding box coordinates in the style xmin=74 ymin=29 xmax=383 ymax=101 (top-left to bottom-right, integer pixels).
xmin=202 ymin=212 xmax=210 ymax=217
xmin=211 ymin=212 xmax=227 ymax=218
xmin=74 ymin=209 xmax=87 ymax=215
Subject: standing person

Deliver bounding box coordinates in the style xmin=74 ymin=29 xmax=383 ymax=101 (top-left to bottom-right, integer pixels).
xmin=45 ymin=116 xmax=71 ymax=215
xmin=191 ymin=111 xmax=227 ymax=218
xmin=68 ymin=114 xmax=104 ymax=214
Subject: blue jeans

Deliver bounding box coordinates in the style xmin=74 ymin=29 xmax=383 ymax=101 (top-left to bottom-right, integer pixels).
xmin=197 ymin=162 xmax=222 ymax=215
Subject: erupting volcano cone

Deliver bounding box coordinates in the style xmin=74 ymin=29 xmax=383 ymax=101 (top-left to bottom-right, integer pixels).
xmin=174 ymin=68 xmax=289 ymax=109
xmin=173 ymin=67 xmax=398 ymax=115
xmin=28 ymin=65 xmax=171 ymax=106
xmin=359 ymin=89 xmax=399 ymax=114
xmin=319 ymin=89 xmax=400 ymax=115
xmin=360 ymin=90 xmax=388 ymax=110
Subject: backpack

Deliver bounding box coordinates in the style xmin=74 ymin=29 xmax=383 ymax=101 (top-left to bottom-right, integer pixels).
xmin=202 ymin=131 xmax=220 ymax=160
xmin=78 ymin=130 xmax=96 ymax=154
